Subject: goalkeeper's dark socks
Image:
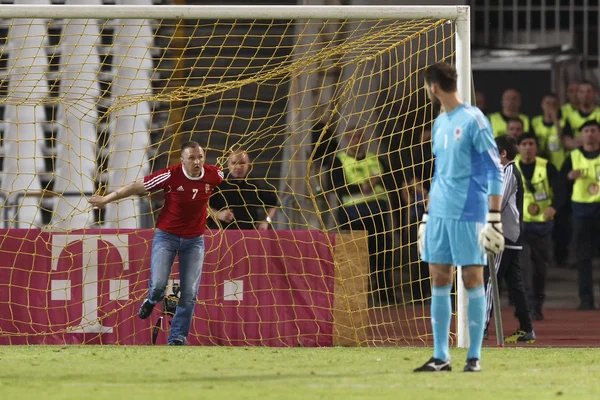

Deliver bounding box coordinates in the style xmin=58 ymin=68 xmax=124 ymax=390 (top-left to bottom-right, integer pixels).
xmin=466 ymin=285 xmax=485 ymax=360
xmin=431 ymin=284 xmax=452 ymax=361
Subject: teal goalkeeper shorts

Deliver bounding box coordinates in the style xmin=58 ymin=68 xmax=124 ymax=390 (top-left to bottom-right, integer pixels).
xmin=421 ymin=215 xmax=487 ymax=267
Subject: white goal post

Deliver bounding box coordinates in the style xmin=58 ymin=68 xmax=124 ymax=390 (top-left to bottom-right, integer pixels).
xmin=0 ymin=4 xmax=472 ymax=348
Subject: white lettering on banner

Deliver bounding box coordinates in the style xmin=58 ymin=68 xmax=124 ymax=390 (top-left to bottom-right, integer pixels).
xmin=223 ymin=280 xmax=244 ymax=301
xmin=51 ymin=234 xmax=129 ymax=333
xmin=51 ymin=279 xmax=71 ymax=301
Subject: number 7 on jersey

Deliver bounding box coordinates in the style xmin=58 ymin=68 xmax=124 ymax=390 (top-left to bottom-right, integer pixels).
xmin=192 ymin=188 xmax=198 ymax=199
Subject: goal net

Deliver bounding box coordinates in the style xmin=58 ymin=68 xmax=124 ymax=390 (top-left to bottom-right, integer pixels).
xmin=0 ymin=5 xmax=471 ymax=347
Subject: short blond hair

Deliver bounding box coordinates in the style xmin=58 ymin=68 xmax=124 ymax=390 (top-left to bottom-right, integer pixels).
xmin=228 ymin=149 xmax=250 ymax=162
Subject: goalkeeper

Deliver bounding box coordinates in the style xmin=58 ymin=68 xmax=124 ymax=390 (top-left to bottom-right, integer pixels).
xmin=414 ymin=62 xmax=504 ymax=373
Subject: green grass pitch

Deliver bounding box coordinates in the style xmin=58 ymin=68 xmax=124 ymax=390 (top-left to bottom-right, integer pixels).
xmin=1 ymin=346 xmax=599 ymax=399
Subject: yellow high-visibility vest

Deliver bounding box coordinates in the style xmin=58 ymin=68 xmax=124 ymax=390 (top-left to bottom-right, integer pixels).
xmin=488 ymin=112 xmax=530 ymax=138
xmin=564 ymin=107 xmax=600 ymax=138
xmin=337 ymin=152 xmax=387 ymax=206
xmin=561 ymin=103 xmax=576 ymax=123
xmin=570 ymin=150 xmax=600 ymax=203
xmin=531 ymin=115 xmax=566 ymax=170
xmin=515 ymin=156 xmax=553 ymax=223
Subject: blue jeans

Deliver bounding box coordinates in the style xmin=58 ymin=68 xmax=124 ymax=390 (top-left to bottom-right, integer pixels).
xmin=147 ymin=229 xmax=205 ymax=344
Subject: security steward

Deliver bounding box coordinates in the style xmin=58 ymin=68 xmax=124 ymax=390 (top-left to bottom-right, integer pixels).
xmin=561 ymin=120 xmax=600 ymax=310
xmin=531 ymin=93 xmax=570 ymax=268
xmin=562 ymin=81 xmax=600 ymax=150
xmin=515 ymin=132 xmax=566 ymax=320
xmin=488 ymin=88 xmax=531 ymax=137
xmin=332 ymin=127 xmax=394 ymax=306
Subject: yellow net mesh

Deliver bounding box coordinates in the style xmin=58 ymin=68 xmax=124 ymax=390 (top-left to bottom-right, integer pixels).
xmin=0 ymin=16 xmax=455 ymax=346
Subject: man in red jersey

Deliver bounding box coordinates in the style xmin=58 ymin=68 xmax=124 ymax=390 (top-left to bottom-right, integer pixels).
xmin=89 ymin=141 xmax=223 ymax=345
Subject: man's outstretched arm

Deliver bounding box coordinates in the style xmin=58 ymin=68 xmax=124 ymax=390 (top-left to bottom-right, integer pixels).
xmin=89 ymin=179 xmax=147 ymax=209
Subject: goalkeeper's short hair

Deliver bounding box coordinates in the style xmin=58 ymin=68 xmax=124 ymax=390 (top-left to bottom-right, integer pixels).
xmin=424 ymin=62 xmax=457 ymax=93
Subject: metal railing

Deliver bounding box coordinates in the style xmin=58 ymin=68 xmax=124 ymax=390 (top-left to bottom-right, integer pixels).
xmin=470 ymin=0 xmax=600 ymax=70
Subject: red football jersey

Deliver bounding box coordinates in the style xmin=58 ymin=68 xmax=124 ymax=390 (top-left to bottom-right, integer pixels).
xmin=143 ymin=164 xmax=224 ymax=238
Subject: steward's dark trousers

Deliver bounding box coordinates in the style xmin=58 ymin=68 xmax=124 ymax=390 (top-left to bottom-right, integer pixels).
xmin=523 ymin=232 xmax=551 ymax=312
xmin=573 ymin=215 xmax=600 ymax=308
xmin=484 ymin=247 xmax=533 ymax=332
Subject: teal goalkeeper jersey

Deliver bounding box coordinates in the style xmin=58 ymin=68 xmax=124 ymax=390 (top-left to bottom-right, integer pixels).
xmin=428 ymin=103 xmax=504 ymax=222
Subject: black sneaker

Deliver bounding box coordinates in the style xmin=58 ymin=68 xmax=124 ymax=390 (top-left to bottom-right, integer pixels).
xmin=168 ymin=340 xmax=185 ymax=346
xmin=463 ymin=358 xmax=481 ymax=372
xmin=505 ymin=330 xmax=536 ymax=344
xmin=138 ymin=299 xmax=156 ymax=320
xmin=414 ymin=357 xmax=452 ymax=372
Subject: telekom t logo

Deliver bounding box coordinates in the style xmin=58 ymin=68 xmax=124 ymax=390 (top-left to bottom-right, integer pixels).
xmin=51 ymin=234 xmax=129 ymax=333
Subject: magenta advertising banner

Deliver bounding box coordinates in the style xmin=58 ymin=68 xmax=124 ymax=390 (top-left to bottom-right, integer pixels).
xmin=0 ymin=229 xmax=335 ymax=347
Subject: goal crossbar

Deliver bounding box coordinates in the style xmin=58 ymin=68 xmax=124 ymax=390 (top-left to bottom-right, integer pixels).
xmin=0 ymin=5 xmax=468 ymax=20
